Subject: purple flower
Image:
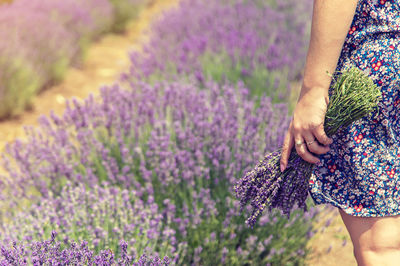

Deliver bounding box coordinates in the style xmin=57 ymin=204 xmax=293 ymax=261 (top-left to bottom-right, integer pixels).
xmin=0 ymin=182 xmax=179 ymax=262
xmin=0 ymin=234 xmax=170 ymax=265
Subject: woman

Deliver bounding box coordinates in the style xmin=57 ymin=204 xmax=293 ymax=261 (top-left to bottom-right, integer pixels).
xmin=279 ymin=0 xmax=400 ymax=265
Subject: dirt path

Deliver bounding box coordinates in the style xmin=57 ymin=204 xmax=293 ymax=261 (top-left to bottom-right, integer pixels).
xmin=306 ymin=205 xmax=356 ymax=265
xmin=0 ymin=0 xmax=180 ymax=163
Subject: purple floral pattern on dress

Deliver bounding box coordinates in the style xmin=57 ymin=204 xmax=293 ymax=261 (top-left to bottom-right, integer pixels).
xmin=309 ymin=0 xmax=400 ymax=217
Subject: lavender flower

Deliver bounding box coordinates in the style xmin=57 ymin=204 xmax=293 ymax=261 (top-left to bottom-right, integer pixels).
xmin=235 ymin=66 xmax=383 ymax=228
xmin=0 ymin=181 xmax=180 ymax=263
xmin=0 ymin=233 xmax=170 ymax=265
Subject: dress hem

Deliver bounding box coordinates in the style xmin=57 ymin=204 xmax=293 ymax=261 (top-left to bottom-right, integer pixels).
xmin=309 ymin=191 xmax=400 ymax=218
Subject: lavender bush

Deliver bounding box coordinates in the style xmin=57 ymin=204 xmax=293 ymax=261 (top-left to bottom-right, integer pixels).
xmin=0 ymin=181 xmax=182 ymax=264
xmin=0 ymin=0 xmax=111 ymax=119
xmin=0 ymin=0 xmax=149 ymax=120
xmin=1 ymin=78 xmax=321 ymax=264
xmin=77 ymin=0 xmax=115 ymax=38
xmin=109 ymin=0 xmax=148 ymax=33
xmin=10 ymin=0 xmax=114 ymax=61
xmin=123 ymin=0 xmax=312 ymax=107
xmin=0 ymin=8 xmax=77 ymax=119
xmin=0 ymin=231 xmax=171 ymax=265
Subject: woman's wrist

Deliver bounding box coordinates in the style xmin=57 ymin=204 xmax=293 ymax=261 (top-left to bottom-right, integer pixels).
xmin=301 ymin=70 xmax=332 ymax=96
xmin=298 ymin=82 xmax=330 ymax=101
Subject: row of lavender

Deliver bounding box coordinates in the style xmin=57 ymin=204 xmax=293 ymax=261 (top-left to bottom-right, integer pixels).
xmin=0 ymin=0 xmax=327 ymax=264
xmin=124 ymin=0 xmax=312 ymax=112
xmin=0 ymin=0 xmax=147 ymax=120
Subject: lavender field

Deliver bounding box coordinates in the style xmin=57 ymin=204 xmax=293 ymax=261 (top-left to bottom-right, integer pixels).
xmin=0 ymin=0 xmax=337 ymax=265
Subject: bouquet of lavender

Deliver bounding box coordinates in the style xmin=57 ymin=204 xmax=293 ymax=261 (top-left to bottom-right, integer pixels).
xmin=234 ymin=66 xmax=382 ymax=228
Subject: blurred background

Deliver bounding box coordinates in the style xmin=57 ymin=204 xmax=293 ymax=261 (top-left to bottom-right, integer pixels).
xmin=0 ymin=0 xmax=355 ymax=265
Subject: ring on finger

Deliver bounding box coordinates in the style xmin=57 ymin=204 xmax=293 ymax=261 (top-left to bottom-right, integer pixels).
xmin=295 ymin=140 xmax=304 ymax=146
xmin=306 ymin=139 xmax=316 ymax=145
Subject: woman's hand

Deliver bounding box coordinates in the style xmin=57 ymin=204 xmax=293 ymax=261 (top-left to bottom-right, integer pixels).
xmin=277 ymin=0 xmax=358 ymax=172
xmin=279 ymin=88 xmax=333 ymax=172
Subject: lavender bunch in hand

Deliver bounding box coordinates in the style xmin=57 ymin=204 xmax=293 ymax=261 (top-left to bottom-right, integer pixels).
xmin=234 ymin=66 xmax=382 ymax=228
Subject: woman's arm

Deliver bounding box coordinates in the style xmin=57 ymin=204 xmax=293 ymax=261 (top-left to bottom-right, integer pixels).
xmin=280 ymin=0 xmax=359 ymax=172
xmin=300 ymin=0 xmax=358 ymax=98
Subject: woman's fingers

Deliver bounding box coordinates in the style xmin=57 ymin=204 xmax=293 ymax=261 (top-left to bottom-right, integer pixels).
xmin=312 ymin=122 xmax=333 ymax=146
xmin=280 ymin=121 xmax=333 ymax=171
xmin=280 ymin=126 xmax=294 ymax=172
xmin=293 ymin=128 xmax=320 ymax=164
xmin=302 ymin=131 xmax=330 ymax=155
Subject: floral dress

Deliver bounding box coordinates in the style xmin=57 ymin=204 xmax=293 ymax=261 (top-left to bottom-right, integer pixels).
xmin=308 ymin=0 xmax=400 ymax=217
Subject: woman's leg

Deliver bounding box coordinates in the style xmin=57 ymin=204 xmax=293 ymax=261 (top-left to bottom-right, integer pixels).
xmin=338 ymin=208 xmax=400 ymax=266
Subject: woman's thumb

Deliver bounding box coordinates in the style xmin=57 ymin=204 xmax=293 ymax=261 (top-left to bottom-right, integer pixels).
xmin=324 ymin=95 xmax=330 ymax=106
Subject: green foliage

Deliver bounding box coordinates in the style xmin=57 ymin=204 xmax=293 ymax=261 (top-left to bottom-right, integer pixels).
xmin=199 ymin=49 xmax=292 ymax=108
xmin=76 ymin=35 xmax=92 ymax=63
xmin=50 ymin=56 xmax=70 ymax=84
xmin=0 ymin=57 xmax=41 ymax=119
xmin=324 ymin=66 xmax=382 ymax=135
xmin=129 ymin=47 xmax=295 ymax=114
xmin=109 ymin=0 xmax=145 ymax=33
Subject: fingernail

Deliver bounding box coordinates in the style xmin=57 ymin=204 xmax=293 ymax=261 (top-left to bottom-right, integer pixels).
xmin=280 ymin=164 xmax=285 ymax=172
